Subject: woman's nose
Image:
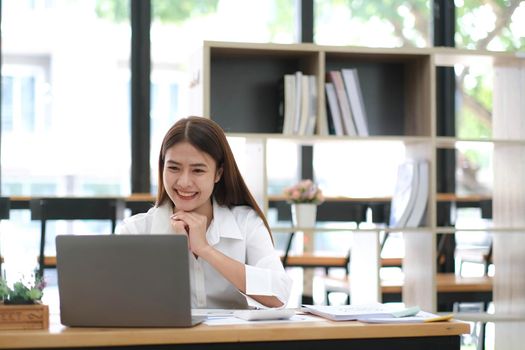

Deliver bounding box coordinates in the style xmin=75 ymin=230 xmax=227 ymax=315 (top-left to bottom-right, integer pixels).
xmin=176 ymin=170 xmax=192 ymax=187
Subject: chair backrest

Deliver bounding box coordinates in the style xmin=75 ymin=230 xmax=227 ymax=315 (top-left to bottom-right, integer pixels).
xmin=0 ymin=197 xmax=9 ymax=220
xmin=30 ymin=197 xmax=124 ymax=224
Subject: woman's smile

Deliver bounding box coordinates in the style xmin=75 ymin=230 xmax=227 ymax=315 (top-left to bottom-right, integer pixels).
xmin=175 ymin=189 xmax=199 ymax=200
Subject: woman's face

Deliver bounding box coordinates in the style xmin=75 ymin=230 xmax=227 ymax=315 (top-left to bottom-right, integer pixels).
xmin=163 ymin=141 xmax=222 ymax=216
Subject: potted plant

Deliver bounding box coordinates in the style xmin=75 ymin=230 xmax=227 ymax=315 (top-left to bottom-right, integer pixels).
xmin=0 ymin=273 xmax=49 ymax=330
xmin=0 ymin=274 xmax=46 ymax=304
xmin=283 ymin=179 xmax=324 ymax=228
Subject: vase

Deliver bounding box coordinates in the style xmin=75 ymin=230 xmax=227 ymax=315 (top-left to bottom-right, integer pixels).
xmin=291 ymin=203 xmax=317 ymax=228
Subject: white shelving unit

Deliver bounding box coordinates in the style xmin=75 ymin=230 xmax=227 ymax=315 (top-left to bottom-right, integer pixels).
xmin=191 ymin=41 xmax=525 ymax=347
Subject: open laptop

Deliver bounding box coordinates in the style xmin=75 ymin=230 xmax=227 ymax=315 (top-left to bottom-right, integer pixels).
xmin=56 ymin=234 xmax=204 ymax=327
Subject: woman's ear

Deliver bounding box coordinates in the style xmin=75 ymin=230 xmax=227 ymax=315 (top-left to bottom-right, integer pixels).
xmin=215 ymin=166 xmax=223 ymax=183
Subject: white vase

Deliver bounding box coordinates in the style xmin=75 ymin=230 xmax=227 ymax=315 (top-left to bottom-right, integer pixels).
xmin=291 ymin=203 xmax=317 ymax=228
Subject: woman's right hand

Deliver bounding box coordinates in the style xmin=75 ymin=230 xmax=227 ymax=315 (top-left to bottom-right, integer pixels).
xmin=170 ymin=214 xmax=188 ymax=235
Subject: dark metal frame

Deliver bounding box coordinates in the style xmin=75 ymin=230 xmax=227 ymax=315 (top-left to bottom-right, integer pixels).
xmin=434 ymin=0 xmax=457 ymax=273
xmin=131 ymin=0 xmax=151 ymax=193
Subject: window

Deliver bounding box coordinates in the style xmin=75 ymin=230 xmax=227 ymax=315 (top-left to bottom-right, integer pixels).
xmin=314 ymin=0 xmax=432 ymax=47
xmin=456 ymin=0 xmax=525 ymax=51
xmin=1 ymin=64 xmax=48 ymax=133
xmin=147 ymin=0 xmax=297 ymax=190
xmin=1 ymin=0 xmax=131 ymax=197
xmin=1 ymin=0 xmax=132 ymax=274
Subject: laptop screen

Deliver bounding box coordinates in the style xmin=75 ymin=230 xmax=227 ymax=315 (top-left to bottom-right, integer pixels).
xmin=56 ymin=234 xmax=199 ymax=327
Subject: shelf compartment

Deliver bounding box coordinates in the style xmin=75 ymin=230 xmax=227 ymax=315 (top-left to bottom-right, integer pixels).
xmin=208 ymin=46 xmax=320 ymax=133
xmin=324 ymin=51 xmax=432 ymax=137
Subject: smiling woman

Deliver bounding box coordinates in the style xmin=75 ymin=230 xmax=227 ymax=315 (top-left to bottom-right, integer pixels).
xmin=116 ymin=116 xmax=292 ymax=310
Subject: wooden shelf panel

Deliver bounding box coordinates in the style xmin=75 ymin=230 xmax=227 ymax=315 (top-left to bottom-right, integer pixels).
xmin=226 ymin=133 xmax=431 ymax=143
xmin=436 ymin=137 xmax=525 ymax=148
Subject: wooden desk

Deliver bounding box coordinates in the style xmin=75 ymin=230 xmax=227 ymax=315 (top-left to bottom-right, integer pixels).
xmin=0 ymin=315 xmax=469 ymax=350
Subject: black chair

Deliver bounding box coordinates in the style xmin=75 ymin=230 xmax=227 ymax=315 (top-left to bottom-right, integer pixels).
xmin=0 ymin=197 xmax=10 ymax=272
xmin=30 ymin=197 xmax=125 ymax=277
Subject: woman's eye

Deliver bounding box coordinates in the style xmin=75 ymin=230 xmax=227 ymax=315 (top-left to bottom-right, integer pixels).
xmin=168 ymin=166 xmax=179 ymax=171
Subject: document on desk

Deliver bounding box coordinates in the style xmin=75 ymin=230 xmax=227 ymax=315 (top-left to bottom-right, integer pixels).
xmin=302 ymin=303 xmax=421 ymax=321
xmin=192 ymin=308 xmax=320 ymax=326
xmin=203 ymin=314 xmax=320 ymax=326
xmin=358 ymin=311 xmax=454 ymax=324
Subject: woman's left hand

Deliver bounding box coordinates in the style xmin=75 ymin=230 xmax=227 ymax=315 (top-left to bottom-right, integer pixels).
xmin=171 ymin=211 xmax=211 ymax=257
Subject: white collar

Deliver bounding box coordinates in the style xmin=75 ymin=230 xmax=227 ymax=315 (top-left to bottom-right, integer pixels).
xmin=151 ymin=199 xmax=243 ymax=246
xmin=207 ymin=199 xmax=243 ymax=246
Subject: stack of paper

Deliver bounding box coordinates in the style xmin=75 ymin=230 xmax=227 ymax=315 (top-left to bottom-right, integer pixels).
xmin=302 ymin=303 xmax=452 ymax=323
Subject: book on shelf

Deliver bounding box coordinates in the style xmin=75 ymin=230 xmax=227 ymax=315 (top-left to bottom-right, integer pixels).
xmin=326 ymin=70 xmax=357 ymax=136
xmin=293 ymin=71 xmax=303 ymax=134
xmin=298 ymin=74 xmax=310 ymax=135
xmin=305 ymin=75 xmax=318 ymax=136
xmin=302 ymin=303 xmax=421 ymax=322
xmin=279 ymin=72 xmax=318 ymax=136
xmin=341 ymin=68 xmax=369 ymax=136
xmin=279 ymin=74 xmax=296 ymax=134
xmin=405 ymin=161 xmax=429 ymax=227
xmin=389 ymin=160 xmax=429 ymax=228
xmin=325 ymin=82 xmax=344 ymax=136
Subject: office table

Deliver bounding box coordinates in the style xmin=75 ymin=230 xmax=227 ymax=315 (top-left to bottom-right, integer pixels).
xmin=0 ymin=314 xmax=469 ymax=350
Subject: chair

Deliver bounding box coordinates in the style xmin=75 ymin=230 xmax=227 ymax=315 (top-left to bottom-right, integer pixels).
xmin=457 ymin=241 xmax=493 ymax=277
xmin=281 ymin=231 xmax=351 ymax=274
xmin=30 ymin=197 xmax=125 ymax=277
xmin=0 ymin=197 xmax=10 ymax=272
xmin=323 ymin=233 xmax=404 ymax=306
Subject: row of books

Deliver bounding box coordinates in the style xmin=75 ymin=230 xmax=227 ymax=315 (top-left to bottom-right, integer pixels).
xmin=389 ymin=160 xmax=429 ymax=228
xmin=325 ymin=69 xmax=369 ymax=136
xmin=278 ymin=71 xmax=318 ymax=135
xmin=277 ymin=69 xmax=369 ymax=136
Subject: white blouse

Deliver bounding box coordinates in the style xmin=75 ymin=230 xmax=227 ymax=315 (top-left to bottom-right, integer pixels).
xmin=115 ymin=200 xmax=292 ymax=309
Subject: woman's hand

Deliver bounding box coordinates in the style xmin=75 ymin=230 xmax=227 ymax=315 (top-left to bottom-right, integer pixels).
xmin=170 ymin=215 xmax=188 ymax=235
xmin=170 ymin=211 xmax=212 ymax=257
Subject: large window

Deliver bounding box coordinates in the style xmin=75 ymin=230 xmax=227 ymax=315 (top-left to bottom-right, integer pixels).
xmin=314 ymin=0 xmax=432 ymax=47
xmin=147 ymin=0 xmax=297 ymax=191
xmin=1 ymin=0 xmax=131 ymax=197
xmin=454 ymin=1 xmax=524 ymax=199
xmin=1 ymin=0 xmax=132 ymax=274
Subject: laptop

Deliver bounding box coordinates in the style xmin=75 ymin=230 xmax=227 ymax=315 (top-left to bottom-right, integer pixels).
xmin=56 ymin=234 xmax=204 ymax=327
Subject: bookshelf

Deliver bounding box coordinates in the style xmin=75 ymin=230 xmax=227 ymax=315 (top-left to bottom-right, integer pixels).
xmin=191 ymin=41 xmax=525 ymax=341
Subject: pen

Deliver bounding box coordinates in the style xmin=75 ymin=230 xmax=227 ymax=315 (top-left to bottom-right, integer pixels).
xmin=423 ymin=314 xmax=454 ymax=323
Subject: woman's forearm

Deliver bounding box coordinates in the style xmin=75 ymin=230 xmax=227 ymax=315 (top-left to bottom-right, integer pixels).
xmin=198 ymin=246 xmax=283 ymax=308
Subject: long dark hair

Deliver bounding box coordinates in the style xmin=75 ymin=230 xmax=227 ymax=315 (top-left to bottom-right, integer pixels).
xmin=156 ymin=116 xmax=272 ymax=239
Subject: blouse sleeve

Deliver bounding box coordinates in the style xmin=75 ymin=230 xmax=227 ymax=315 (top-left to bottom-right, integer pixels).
xmin=115 ymin=212 xmax=149 ymax=234
xmin=243 ymin=210 xmax=292 ymax=306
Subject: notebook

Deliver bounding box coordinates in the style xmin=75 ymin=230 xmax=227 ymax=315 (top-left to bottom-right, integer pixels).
xmin=56 ymin=234 xmax=204 ymax=327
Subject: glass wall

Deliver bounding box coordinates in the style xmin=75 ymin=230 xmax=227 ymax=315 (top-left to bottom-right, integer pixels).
xmin=1 ymin=0 xmax=131 ymax=275
xmin=147 ymin=0 xmax=297 ymax=191
xmin=1 ymin=0 xmax=131 ymax=197
xmin=314 ymin=0 xmax=432 ymax=47
xmin=456 ymin=0 xmax=525 ymax=51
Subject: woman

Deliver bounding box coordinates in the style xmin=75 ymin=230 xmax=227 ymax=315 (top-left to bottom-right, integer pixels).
xmin=117 ymin=116 xmax=292 ymax=309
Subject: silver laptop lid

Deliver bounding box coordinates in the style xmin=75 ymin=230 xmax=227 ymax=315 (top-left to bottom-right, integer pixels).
xmin=56 ymin=234 xmax=199 ymax=327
